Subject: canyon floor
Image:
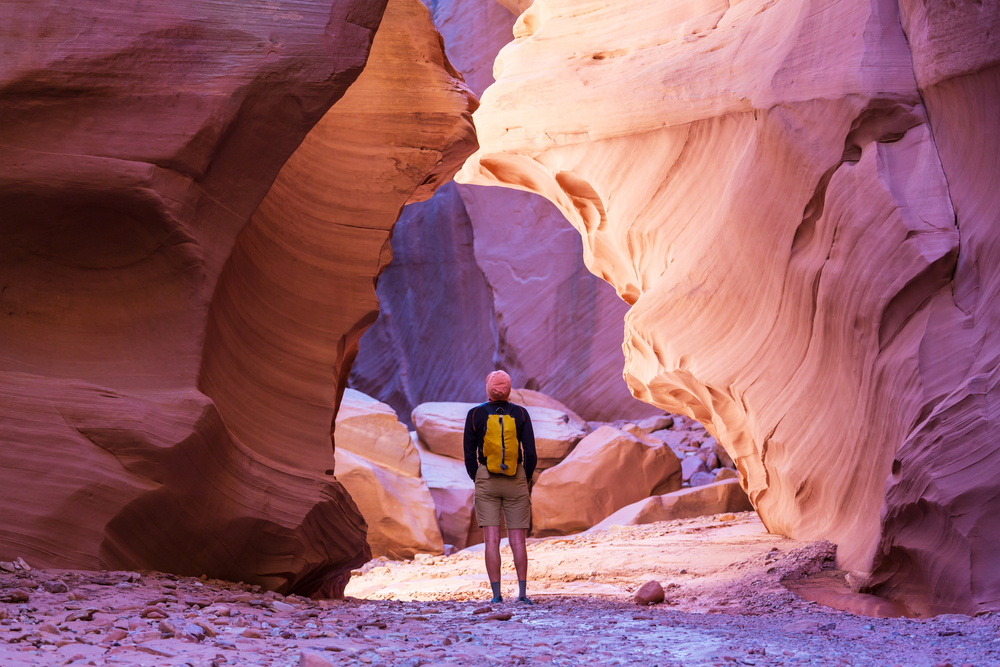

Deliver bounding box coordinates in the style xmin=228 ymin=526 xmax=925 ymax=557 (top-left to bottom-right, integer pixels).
xmin=2 ymin=513 xmax=997 ymax=667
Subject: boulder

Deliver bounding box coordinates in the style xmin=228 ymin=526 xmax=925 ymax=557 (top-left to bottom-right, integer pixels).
xmin=634 ymin=580 xmax=665 ymax=606
xmin=681 ymin=456 xmax=708 ymax=482
xmin=690 ymin=471 xmax=716 ymax=488
xmin=531 ymin=426 xmax=682 ymax=536
xmin=589 ymin=480 xmax=755 ymax=532
xmin=415 ymin=438 xmax=476 ymax=551
xmin=507 ymin=389 xmax=589 ymax=433
xmin=335 ymin=389 xmax=420 ymax=477
xmin=412 ymin=400 xmax=587 ymax=469
xmin=333 ymin=448 xmax=443 ymax=560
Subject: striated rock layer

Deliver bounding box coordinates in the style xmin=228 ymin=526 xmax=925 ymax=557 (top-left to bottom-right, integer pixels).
xmin=0 ymin=0 xmax=476 ymax=595
xmin=350 ymin=0 xmax=661 ymax=425
xmin=459 ymin=0 xmax=1000 ymax=613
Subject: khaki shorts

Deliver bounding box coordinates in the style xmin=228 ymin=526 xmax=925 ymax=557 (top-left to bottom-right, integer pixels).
xmin=474 ymin=465 xmax=531 ymax=530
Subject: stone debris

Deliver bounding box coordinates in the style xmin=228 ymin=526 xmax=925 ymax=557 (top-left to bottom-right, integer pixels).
xmin=0 ymin=549 xmax=995 ymax=667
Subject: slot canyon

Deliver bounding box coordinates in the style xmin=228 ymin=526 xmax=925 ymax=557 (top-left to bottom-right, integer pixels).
xmin=1 ymin=0 xmax=998 ymax=665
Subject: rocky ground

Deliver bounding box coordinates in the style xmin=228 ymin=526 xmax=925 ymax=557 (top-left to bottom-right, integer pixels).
xmin=2 ymin=514 xmax=997 ymax=667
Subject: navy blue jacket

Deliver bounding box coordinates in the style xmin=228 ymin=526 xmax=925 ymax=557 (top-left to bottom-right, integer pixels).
xmin=463 ymin=401 xmax=537 ymax=481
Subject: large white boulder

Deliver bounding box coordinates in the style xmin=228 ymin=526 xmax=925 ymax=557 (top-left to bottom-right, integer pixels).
xmin=336 ymin=389 xmax=421 ymax=477
xmin=333 ymin=447 xmax=443 ymax=560
xmin=588 ymin=480 xmax=755 ymax=532
xmin=415 ymin=438 xmax=476 ymax=550
xmin=412 ymin=396 xmax=587 ymax=470
xmin=531 ymin=425 xmax=682 ymax=536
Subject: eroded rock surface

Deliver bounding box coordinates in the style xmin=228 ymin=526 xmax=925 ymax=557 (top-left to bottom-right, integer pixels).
xmin=350 ymin=0 xmax=661 ymax=426
xmin=0 ymin=0 xmax=476 ymax=594
xmin=459 ymin=0 xmax=1000 ymax=614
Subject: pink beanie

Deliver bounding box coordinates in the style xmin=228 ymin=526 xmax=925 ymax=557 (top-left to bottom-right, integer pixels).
xmin=486 ymin=370 xmax=512 ymax=401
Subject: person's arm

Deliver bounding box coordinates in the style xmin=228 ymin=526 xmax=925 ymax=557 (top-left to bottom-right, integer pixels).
xmin=463 ymin=406 xmax=480 ymax=480
xmin=519 ymin=406 xmax=537 ymax=482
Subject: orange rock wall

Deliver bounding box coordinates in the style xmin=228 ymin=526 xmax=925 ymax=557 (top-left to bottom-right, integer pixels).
xmin=0 ymin=0 xmax=476 ymax=595
xmin=460 ymin=0 xmax=1000 ymax=614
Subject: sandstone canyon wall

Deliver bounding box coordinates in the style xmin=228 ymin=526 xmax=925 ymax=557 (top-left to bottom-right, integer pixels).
xmin=350 ymin=0 xmax=661 ymax=425
xmin=0 ymin=0 xmax=476 ymax=595
xmin=459 ymin=0 xmax=1000 ymax=614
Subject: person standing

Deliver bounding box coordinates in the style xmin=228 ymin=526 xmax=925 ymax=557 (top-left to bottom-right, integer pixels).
xmin=463 ymin=370 xmax=537 ymax=604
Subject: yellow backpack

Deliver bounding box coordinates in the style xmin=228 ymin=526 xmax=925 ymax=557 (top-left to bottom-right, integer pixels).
xmin=483 ymin=412 xmax=519 ymax=476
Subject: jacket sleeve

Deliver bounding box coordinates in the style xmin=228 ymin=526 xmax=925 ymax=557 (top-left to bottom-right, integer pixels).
xmin=519 ymin=406 xmax=537 ymax=482
xmin=463 ymin=406 xmax=479 ymax=480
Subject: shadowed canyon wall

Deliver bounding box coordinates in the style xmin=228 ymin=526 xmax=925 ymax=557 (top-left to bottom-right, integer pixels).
xmin=0 ymin=0 xmax=476 ymax=595
xmin=459 ymin=0 xmax=1000 ymax=614
xmin=350 ymin=0 xmax=661 ymax=425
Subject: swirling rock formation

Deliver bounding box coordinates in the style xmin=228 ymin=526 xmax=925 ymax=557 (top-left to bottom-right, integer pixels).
xmin=350 ymin=0 xmax=661 ymax=425
xmin=459 ymin=0 xmax=1000 ymax=614
xmin=0 ymin=0 xmax=476 ymax=595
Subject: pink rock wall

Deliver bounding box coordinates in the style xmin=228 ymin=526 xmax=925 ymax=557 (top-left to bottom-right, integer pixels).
xmin=0 ymin=0 xmax=476 ymax=595
xmin=459 ymin=0 xmax=1000 ymax=614
xmin=351 ymin=0 xmax=661 ymax=424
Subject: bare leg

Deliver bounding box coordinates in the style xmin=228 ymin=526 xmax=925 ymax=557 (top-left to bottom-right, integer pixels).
xmin=484 ymin=525 xmax=502 ymax=584
xmin=509 ymin=528 xmax=528 ymax=581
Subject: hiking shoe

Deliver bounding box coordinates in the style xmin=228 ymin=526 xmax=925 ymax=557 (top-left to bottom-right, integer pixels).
xmin=491 ymin=595 xmax=503 ymax=604
xmin=518 ymin=596 xmax=534 ymax=605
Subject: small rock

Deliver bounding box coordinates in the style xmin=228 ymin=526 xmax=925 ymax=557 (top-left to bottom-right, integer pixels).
xmin=0 ymin=562 xmax=15 ymax=573
xmin=818 ymin=623 xmax=836 ymax=632
xmin=38 ymin=622 xmax=59 ymax=635
xmin=185 ymin=596 xmax=213 ymax=607
xmin=485 ymin=612 xmax=513 ymax=621
xmin=714 ymin=468 xmax=739 ymax=482
xmin=716 ymin=513 xmax=736 ymax=522
xmin=472 ymin=606 xmax=492 ymax=615
xmin=633 ymin=614 xmax=653 ymax=620
xmin=141 ymin=607 xmax=167 ymax=620
xmin=132 ymin=629 xmax=162 ymax=643
xmin=15 ymin=557 xmax=31 ymax=571
xmin=300 ymin=651 xmax=336 ymax=667
xmin=159 ymin=620 xmax=178 ymax=637
xmin=783 ymin=620 xmax=819 ymax=633
xmin=272 ymin=600 xmax=295 ymax=613
xmin=241 ymin=628 xmax=263 ymax=638
xmin=681 ymin=456 xmax=708 ymax=482
xmin=105 ymin=628 xmax=128 ymax=642
xmin=690 ymin=471 xmax=716 ymax=487
xmin=42 ymin=580 xmax=69 ymax=594
xmin=64 ymin=608 xmax=96 ymax=622
xmin=193 ymin=620 xmax=217 ymax=637
xmin=184 ymin=623 xmax=206 ymax=641
xmin=0 ymin=588 xmax=29 ymax=603
xmin=634 ymin=580 xmax=665 ymax=606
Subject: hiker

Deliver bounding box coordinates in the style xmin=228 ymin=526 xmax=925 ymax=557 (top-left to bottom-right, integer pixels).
xmin=463 ymin=370 xmax=537 ymax=604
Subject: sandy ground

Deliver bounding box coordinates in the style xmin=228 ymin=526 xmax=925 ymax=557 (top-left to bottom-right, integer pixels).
xmin=2 ymin=513 xmax=997 ymax=666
